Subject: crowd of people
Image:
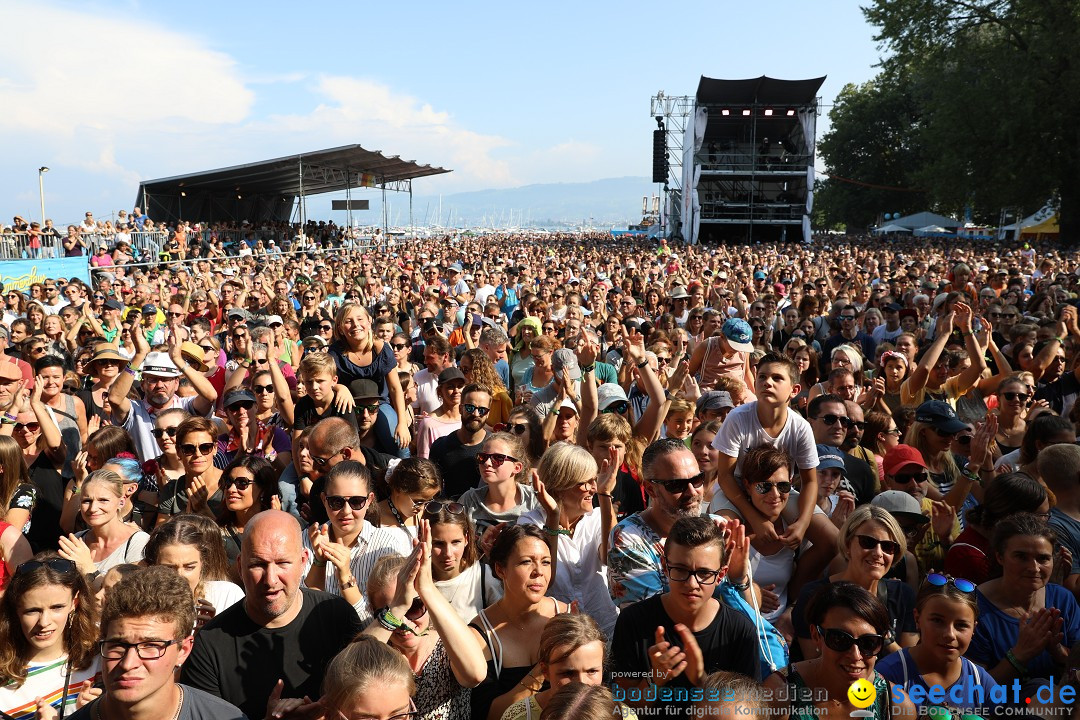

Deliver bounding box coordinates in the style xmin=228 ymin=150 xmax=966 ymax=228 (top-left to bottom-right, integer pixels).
xmin=0 ymin=216 xmax=1076 ymax=719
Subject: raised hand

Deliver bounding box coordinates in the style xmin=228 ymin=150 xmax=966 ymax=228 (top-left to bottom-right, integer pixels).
xmin=929 ymin=500 xmax=955 ymax=540
xmin=597 ymin=445 xmax=620 ymax=496
xmin=57 ymin=533 xmax=95 ymax=575
xmin=647 ymin=626 xmax=687 ymax=685
xmin=531 ymin=470 xmax=559 ymax=519
xmin=673 ymin=624 xmax=706 ymax=686
xmin=188 ymin=476 xmax=210 ymax=513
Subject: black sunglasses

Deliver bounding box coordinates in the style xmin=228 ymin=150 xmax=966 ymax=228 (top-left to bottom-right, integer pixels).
xmin=476 ymin=452 xmax=518 ymax=468
xmin=253 ymin=384 xmax=274 ymax=394
xmin=228 ymin=401 xmax=255 ymax=410
xmin=17 ymin=558 xmax=76 ymax=576
xmin=507 ymin=422 xmax=528 ymax=436
xmin=325 ymin=494 xmax=369 ymax=511
xmin=815 ymin=626 xmax=885 ymax=657
xmin=1002 ymin=391 xmax=1030 ymax=403
xmin=855 ymin=534 xmax=901 ymax=555
xmin=463 ymin=403 xmax=490 ymax=417
xmin=152 ymin=426 xmax=179 ymax=438
xmin=179 ymin=442 xmax=216 ymax=457
xmin=753 ymin=481 xmax=792 ymax=495
xmin=814 ymin=413 xmax=852 ymax=428
xmin=602 ymin=401 xmax=629 ymax=415
xmin=649 ymin=472 xmax=706 ymax=495
xmin=222 ymin=477 xmax=254 ymax=491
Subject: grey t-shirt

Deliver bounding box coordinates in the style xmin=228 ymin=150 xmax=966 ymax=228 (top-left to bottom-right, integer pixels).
xmin=69 ymin=684 xmax=248 ymax=719
xmin=459 ymin=483 xmax=538 ymax=537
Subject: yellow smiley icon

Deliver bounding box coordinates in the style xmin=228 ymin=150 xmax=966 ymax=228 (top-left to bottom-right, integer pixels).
xmin=847 ymin=678 xmax=877 ymax=709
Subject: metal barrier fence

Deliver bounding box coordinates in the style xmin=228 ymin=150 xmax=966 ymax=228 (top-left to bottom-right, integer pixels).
xmin=0 ymin=231 xmax=168 ymax=260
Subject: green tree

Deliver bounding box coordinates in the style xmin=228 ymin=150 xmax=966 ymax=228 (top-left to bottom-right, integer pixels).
xmin=863 ymin=0 xmax=1080 ymax=241
xmin=816 ymin=74 xmax=929 ymax=231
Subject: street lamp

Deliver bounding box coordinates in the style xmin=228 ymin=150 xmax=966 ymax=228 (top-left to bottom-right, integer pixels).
xmin=38 ymin=166 xmax=49 ymax=225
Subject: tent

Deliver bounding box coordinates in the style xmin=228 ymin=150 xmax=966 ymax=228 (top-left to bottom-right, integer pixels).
xmin=874 ymin=224 xmax=912 ymax=234
xmin=887 ymin=211 xmax=962 ymax=230
xmin=914 ymin=225 xmax=951 ymax=237
xmin=1020 ymin=214 xmax=1059 ymax=237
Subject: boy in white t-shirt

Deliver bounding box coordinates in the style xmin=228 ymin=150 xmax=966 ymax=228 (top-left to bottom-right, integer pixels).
xmin=712 ymin=352 xmax=818 ymax=548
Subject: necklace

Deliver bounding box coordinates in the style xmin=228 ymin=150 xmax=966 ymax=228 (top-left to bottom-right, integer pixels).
xmin=94 ymin=685 xmax=183 ymax=720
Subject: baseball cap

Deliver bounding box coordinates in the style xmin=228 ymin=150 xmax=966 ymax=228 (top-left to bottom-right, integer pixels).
xmin=914 ymin=400 xmax=968 ymax=434
xmin=695 ymin=390 xmax=734 ymax=414
xmin=438 ymin=368 xmax=465 ymax=385
xmin=141 ymin=304 xmax=157 ymax=316
xmin=753 ymin=271 xmax=766 ymax=280
xmin=266 ymin=315 xmax=284 ymax=327
xmin=815 ymin=445 xmax=847 ymax=474
xmin=223 ymin=389 xmax=257 ymax=408
xmin=552 ymin=348 xmax=581 ymax=382
xmin=871 ymin=490 xmax=929 ymax=525
xmin=350 ymin=379 xmax=381 ymax=402
xmin=883 ymin=444 xmax=928 ymax=476
xmin=103 ymin=299 xmax=124 ymax=312
xmin=721 ymin=318 xmax=755 ymax=353
xmin=597 ymin=383 xmax=628 ymax=412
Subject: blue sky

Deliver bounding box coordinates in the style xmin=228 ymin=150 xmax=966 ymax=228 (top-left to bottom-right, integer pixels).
xmin=1 ymin=0 xmax=884 ymax=226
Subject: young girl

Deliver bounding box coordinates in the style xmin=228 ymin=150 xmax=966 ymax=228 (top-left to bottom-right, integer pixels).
xmin=662 ymin=397 xmax=694 ymax=441
xmin=876 ymin=574 xmax=1000 ymax=715
xmin=427 ymin=501 xmax=502 ymax=621
xmin=0 ymin=552 xmax=100 ymax=719
xmin=374 ymin=457 xmax=442 ymax=542
xmin=690 ymin=420 xmax=722 ymax=510
xmin=459 ymin=433 xmax=538 ymax=540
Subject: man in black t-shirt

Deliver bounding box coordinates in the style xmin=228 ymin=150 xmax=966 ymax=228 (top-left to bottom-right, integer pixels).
xmin=181 ymin=511 xmax=362 ymax=720
xmin=430 ymin=385 xmax=490 ymax=498
xmin=611 ymin=516 xmax=758 ymax=718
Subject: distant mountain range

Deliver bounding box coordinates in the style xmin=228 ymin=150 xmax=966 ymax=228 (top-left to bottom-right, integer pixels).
xmin=403 ymin=176 xmax=657 ymax=229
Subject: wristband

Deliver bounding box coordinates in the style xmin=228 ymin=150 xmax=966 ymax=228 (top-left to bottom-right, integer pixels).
xmin=124 ymin=366 xmax=138 ymax=377
xmin=596 ymin=492 xmax=613 ymax=499
xmin=1006 ymin=649 xmax=1028 ymax=676
xmin=636 ymin=358 xmax=649 ymax=369
xmin=542 ymin=525 xmax=572 ymax=537
xmin=727 ymin=576 xmax=751 ymax=592
xmin=581 ymin=364 xmax=595 ymax=374
xmin=340 ymin=577 xmax=357 ymax=591
xmin=375 ymin=607 xmax=402 ymax=631
xmin=312 ymin=557 xmax=326 ymax=567
xmin=1055 ymin=336 xmax=1066 ymax=345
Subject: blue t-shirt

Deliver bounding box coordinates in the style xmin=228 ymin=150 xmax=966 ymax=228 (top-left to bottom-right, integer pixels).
xmin=967 ymin=583 xmax=1080 ymax=680
xmin=1049 ymin=508 xmax=1080 ymax=575
xmin=877 ymin=648 xmax=1001 ymax=713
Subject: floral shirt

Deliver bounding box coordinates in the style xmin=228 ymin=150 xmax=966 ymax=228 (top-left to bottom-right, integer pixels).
xmin=608 ymin=512 xmax=667 ymax=608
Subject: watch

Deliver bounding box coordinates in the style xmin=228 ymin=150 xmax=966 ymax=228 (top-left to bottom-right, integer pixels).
xmin=340 ymin=577 xmax=357 ymax=591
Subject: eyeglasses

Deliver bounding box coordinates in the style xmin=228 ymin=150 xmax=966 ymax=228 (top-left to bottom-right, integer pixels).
xmin=253 ymin=359 xmax=269 ymax=366
xmin=648 ymin=472 xmax=706 ymax=495
xmin=899 ymin=523 xmax=924 ymax=539
xmin=222 ymin=477 xmax=254 ymax=491
xmin=476 ymin=452 xmax=518 ymax=468
xmin=168 ymin=312 xmax=184 ymax=318
xmin=925 ymin=572 xmax=976 ymax=593
xmin=1002 ymin=392 xmax=1030 ymax=403
xmin=753 ymin=481 xmax=792 ymax=495
xmin=16 ymin=558 xmax=76 ymax=576
xmin=507 ymin=422 xmax=528 ymax=436
xmin=355 ymin=403 xmax=381 ymax=414
xmin=392 ymin=343 xmax=409 ymax=351
xmin=855 ymin=534 xmax=900 ymax=555
xmin=840 ymin=315 xmax=857 ymax=321
xmin=228 ymin=401 xmax=255 ymax=411
xmin=179 ymin=442 xmax=216 ymax=457
xmin=421 ymin=500 xmax=465 ymax=516
xmin=325 ymin=495 xmax=369 ymax=512
xmin=665 ymin=563 xmax=722 ymax=585
xmin=99 ymin=639 xmax=182 ymax=660
xmin=602 ymin=401 xmax=629 ymax=415
xmin=656 ymin=356 xmax=671 ymax=366
xmin=814 ymin=414 xmax=851 ymax=428
xmin=815 ymin=626 xmax=885 ymax=657
xmin=29 ymin=346 xmax=46 ymax=355
xmin=14 ymin=421 xmax=40 ymax=432
xmin=463 ymin=403 xmax=490 ymax=417
xmin=253 ymin=384 xmax=274 ymax=394
xmin=152 ymin=427 xmax=179 ymax=439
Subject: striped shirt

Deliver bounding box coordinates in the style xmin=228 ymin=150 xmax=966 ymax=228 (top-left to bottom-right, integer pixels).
xmin=0 ymin=656 xmax=100 ymax=720
xmin=302 ymin=521 xmax=412 ymax=625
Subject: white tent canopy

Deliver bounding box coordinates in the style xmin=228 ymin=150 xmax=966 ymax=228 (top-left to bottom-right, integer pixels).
xmin=874 ymin=224 xmax=912 ymax=234
xmin=914 ymin=225 xmax=950 ymax=236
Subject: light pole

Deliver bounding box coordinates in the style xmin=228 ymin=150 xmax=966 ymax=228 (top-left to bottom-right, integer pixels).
xmin=38 ymin=166 xmax=49 ymax=225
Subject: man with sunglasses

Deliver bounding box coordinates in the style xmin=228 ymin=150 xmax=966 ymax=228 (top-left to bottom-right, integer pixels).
xmin=881 ymin=444 xmax=960 ymax=576
xmin=808 ymin=394 xmax=876 ymax=506
xmin=430 ymin=385 xmax=491 ymax=498
xmin=183 ymin=510 xmax=362 ymax=720
xmin=612 ymin=515 xmax=757 ymax=718
xmin=69 ymin=567 xmax=246 ymax=720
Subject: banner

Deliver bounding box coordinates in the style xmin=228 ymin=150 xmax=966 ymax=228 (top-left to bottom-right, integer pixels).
xmin=0 ymin=257 xmax=92 ymax=290
xmin=360 ymin=173 xmax=377 ymax=188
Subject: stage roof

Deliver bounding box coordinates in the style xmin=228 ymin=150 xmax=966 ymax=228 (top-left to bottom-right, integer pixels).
xmin=695 ymin=76 xmax=826 ymax=106
xmin=138 ymin=144 xmax=450 ymax=198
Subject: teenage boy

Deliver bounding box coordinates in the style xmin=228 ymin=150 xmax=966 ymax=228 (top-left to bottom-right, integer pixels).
xmin=70 ymin=567 xmax=245 ymax=720
xmin=612 ymin=516 xmax=758 ymax=718
xmin=292 ymin=351 xmax=357 ymax=438
xmin=711 ymin=352 xmax=818 ymax=547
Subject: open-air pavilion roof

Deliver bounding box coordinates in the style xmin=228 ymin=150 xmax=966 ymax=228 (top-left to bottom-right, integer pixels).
xmin=695 ymin=76 xmax=826 ymax=107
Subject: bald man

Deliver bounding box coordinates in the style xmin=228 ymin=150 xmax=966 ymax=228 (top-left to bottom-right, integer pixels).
xmin=181 ymin=510 xmax=362 ymax=720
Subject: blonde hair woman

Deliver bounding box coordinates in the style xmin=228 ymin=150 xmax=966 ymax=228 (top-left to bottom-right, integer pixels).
xmin=58 ymin=469 xmax=149 ymax=580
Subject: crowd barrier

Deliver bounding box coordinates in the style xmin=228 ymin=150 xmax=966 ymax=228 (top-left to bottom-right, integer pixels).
xmin=0 ymin=231 xmax=168 ymax=260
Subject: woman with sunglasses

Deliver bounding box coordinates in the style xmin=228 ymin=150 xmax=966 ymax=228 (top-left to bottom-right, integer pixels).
xmin=792 ymin=506 xmax=917 ymax=660
xmin=216 ymin=456 xmax=280 ymax=565
xmin=460 ymin=432 xmax=537 ymax=542
xmin=59 ymin=469 xmax=149 ymax=579
xmin=460 ymin=348 xmax=513 ymax=428
xmin=966 ymin=513 xmax=1080 ymax=687
xmin=81 ymin=348 xmax=127 ymax=428
xmin=364 ymin=521 xmax=488 ymax=720
xmin=390 ymin=332 xmax=420 ymax=375
xmin=992 ymin=376 xmax=1031 ymax=456
xmin=877 ymin=574 xmax=1005 ymax=716
xmin=765 ymin=582 xmax=917 ymax=720
xmin=144 ymin=514 xmax=243 ymax=624
xmin=903 ymin=401 xmax=978 ymax=514
xmin=142 ymin=409 xmax=189 ymax=498
xmin=503 ymin=407 xmax=545 ymax=466
xmin=156 ymin=417 xmax=226 ymax=527
xmin=0 ymin=552 xmax=100 ymax=719
xmin=373 ymin=457 xmax=442 ymax=539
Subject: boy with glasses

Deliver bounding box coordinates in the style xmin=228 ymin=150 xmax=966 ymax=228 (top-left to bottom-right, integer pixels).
xmin=612 ymin=515 xmax=758 ymax=717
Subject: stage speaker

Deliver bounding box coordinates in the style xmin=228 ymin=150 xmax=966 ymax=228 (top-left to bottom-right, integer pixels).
xmin=652 ymin=129 xmax=668 ymax=183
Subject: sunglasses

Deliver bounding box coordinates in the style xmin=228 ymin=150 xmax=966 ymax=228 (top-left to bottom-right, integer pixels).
xmin=507 ymin=422 xmax=528 ymax=436
xmin=855 ymin=534 xmax=901 ymax=555
xmin=325 ymin=494 xmax=369 ymax=512
xmin=955 ymin=435 xmax=972 ymax=445
xmin=815 ymin=626 xmax=885 ymax=657
xmin=892 ymin=471 xmax=928 ymax=485
xmin=1002 ymin=391 xmax=1030 ymax=403
xmin=420 ymin=500 xmax=465 ymax=516
xmin=463 ymin=403 xmax=490 ymax=417
xmin=222 ymin=477 xmax=254 ymax=491
xmin=253 ymin=384 xmax=274 ymax=394
xmin=649 ymin=472 xmax=706 ymax=495
xmin=152 ymin=426 xmax=179 ymax=439
xmin=814 ymin=414 xmax=852 ymax=428
xmin=476 ymin=452 xmax=518 ymax=468
xmin=355 ymin=403 xmax=381 ymax=414
xmin=320 ymin=325 xmax=333 ymax=332
xmin=602 ymin=401 xmax=629 ymax=415
xmin=753 ymin=481 xmax=792 ymax=495
xmin=16 ymin=557 xmax=76 ymax=576
xmin=925 ymin=572 xmax=976 ymax=593
xmin=933 ymin=428 xmax=958 ymax=439
xmin=13 ymin=421 xmax=40 ymax=432
xmin=392 ymin=343 xmax=409 ymax=351
xmin=179 ymin=442 xmax=216 ymax=457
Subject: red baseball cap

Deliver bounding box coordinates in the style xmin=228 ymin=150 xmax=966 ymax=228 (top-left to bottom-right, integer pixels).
xmin=883 ymin=444 xmax=927 ymax=476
